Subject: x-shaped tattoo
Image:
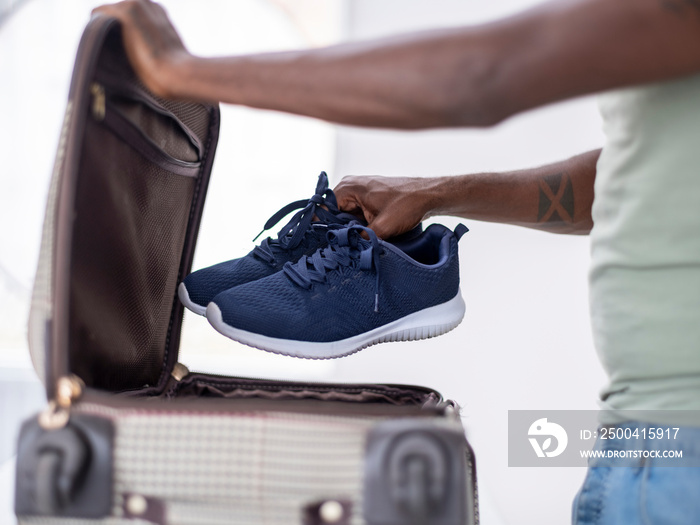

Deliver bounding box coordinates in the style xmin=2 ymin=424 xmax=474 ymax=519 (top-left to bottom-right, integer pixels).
xmin=537 ymin=173 xmax=574 ymax=224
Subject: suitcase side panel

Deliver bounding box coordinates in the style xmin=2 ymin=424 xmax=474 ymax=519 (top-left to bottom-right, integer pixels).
xmin=18 ymin=404 xmax=476 ymax=525
xmin=27 ymin=14 xmax=118 ymax=395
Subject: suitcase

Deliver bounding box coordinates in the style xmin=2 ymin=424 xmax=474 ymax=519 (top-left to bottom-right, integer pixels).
xmin=14 ymin=14 xmax=479 ymax=525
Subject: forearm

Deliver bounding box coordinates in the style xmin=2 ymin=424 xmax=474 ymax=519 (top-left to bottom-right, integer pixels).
xmin=171 ymin=30 xmax=494 ymax=129
xmin=425 ymin=149 xmax=600 ymax=234
xmin=334 ymin=149 xmax=600 ymax=238
xmin=100 ymin=0 xmax=700 ymax=130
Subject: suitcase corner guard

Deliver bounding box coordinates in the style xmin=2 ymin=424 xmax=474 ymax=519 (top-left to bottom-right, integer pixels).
xmin=15 ymin=413 xmax=114 ymax=518
xmin=363 ymin=419 xmax=473 ymax=525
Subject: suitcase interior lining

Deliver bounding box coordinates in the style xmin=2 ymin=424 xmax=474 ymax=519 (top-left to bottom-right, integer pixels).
xmin=67 ymin=26 xmax=213 ymax=393
xmin=59 ymin=23 xmax=446 ymax=410
xmin=164 ymin=373 xmax=441 ymax=406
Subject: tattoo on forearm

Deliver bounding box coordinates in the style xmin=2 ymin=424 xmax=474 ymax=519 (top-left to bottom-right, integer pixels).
xmin=661 ymin=0 xmax=700 ymax=15
xmin=537 ymin=173 xmax=574 ymax=225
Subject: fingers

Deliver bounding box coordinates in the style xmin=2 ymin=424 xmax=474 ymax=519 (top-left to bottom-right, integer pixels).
xmin=368 ymin=213 xmax=417 ymax=240
xmin=334 ymin=179 xmax=366 ymax=220
xmin=92 ymin=1 xmax=157 ymax=20
xmin=333 ymin=176 xmax=359 ymax=209
xmin=334 ymin=192 xmax=357 ymax=214
xmin=92 ymin=2 xmax=134 ymax=22
xmin=366 ymin=216 xmax=392 ymax=240
xmin=335 ymin=175 xmax=392 ymax=237
xmin=92 ymin=5 xmax=117 ymax=17
xmin=334 ymin=174 xmax=423 ymax=239
xmin=90 ymin=0 xmax=187 ymax=99
xmin=337 ymin=197 xmax=376 ymax=227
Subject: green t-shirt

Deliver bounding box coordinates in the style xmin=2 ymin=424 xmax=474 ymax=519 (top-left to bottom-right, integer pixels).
xmin=591 ymin=73 xmax=700 ymax=425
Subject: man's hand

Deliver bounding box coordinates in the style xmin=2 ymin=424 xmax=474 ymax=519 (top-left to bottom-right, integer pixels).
xmin=92 ymin=0 xmax=190 ymax=98
xmin=335 ymin=176 xmax=438 ymax=239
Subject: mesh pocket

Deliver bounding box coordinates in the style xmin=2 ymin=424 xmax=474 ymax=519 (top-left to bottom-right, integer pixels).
xmin=68 ymin=115 xmax=197 ymax=391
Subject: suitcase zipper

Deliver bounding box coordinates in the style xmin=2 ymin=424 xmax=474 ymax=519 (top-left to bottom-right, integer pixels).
xmin=89 ymin=81 xmax=202 ymax=176
xmin=161 ymin=367 xmax=452 ymax=413
xmin=171 ymin=362 xmax=190 ymax=381
xmin=91 ymin=73 xmax=204 ymax=158
xmin=160 ymin=362 xmax=191 ymax=394
xmin=168 ymin=368 xmax=443 ymax=399
xmin=90 ymin=83 xmax=105 ymax=121
xmin=76 ymin=388 xmax=447 ymax=418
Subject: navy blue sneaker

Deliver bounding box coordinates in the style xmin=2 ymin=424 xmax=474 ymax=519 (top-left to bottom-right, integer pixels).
xmin=178 ymin=172 xmax=359 ymax=315
xmin=206 ymin=223 xmax=468 ymax=359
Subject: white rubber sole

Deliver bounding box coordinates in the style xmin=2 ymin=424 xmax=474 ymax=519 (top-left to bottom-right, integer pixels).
xmin=206 ymin=290 xmax=466 ymax=359
xmin=178 ymin=282 xmax=207 ymax=316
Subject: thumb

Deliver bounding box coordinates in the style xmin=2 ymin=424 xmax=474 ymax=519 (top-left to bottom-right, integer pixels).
xmin=335 ymin=193 xmax=355 ymax=213
xmin=336 ymin=195 xmax=373 ymax=224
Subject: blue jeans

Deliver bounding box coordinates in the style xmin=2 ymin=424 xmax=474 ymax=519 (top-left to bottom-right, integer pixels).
xmin=572 ymin=422 xmax=700 ymax=525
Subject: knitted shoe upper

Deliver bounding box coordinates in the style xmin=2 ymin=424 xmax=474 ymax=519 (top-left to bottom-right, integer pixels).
xmin=182 ymin=172 xmax=358 ymax=308
xmin=211 ymin=223 xmax=463 ymax=343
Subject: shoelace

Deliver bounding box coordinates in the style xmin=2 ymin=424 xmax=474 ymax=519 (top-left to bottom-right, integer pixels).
xmin=284 ymin=223 xmax=382 ymax=312
xmin=252 ymin=172 xmax=351 ymax=265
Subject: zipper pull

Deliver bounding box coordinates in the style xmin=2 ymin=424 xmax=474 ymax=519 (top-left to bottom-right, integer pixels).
xmin=164 ymin=363 xmax=190 ymax=399
xmin=38 ymin=375 xmax=84 ymax=430
xmin=171 ymin=362 xmax=190 ymax=382
xmin=90 ymin=83 xmax=105 ymax=121
xmin=56 ymin=375 xmax=84 ymax=409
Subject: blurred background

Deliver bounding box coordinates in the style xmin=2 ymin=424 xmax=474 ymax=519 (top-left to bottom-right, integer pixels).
xmin=0 ymin=0 xmax=607 ymax=523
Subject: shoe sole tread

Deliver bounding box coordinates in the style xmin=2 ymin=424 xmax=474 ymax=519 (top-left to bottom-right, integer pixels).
xmin=205 ymin=291 xmax=465 ymax=359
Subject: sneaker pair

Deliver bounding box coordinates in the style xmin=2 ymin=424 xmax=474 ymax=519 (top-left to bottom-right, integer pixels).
xmin=180 ymin=172 xmax=468 ymax=359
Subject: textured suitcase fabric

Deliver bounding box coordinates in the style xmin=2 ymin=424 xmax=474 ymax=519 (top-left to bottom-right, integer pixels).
xmin=20 ymin=401 xmax=475 ymax=525
xmin=17 ymin=14 xmax=479 ymax=525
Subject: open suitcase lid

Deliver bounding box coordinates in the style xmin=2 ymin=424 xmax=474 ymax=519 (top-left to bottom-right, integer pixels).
xmin=28 ymin=14 xmax=220 ymax=399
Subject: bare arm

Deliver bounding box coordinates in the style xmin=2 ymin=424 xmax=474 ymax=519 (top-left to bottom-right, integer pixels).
xmin=95 ymin=0 xmax=700 ymax=128
xmin=334 ymin=150 xmax=600 ymax=238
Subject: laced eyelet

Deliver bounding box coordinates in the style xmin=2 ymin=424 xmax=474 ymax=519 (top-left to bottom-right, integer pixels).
xmin=283 ymin=224 xmax=382 ymax=312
